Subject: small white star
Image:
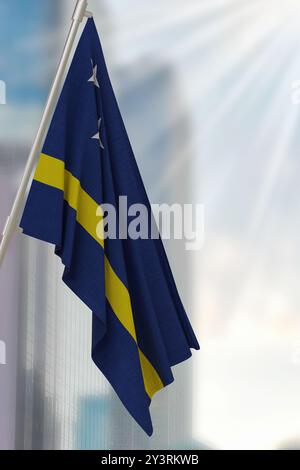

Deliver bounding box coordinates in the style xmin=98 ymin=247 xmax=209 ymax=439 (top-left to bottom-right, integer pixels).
xmin=91 ymin=118 xmax=104 ymax=149
xmin=88 ymin=61 xmax=100 ymax=88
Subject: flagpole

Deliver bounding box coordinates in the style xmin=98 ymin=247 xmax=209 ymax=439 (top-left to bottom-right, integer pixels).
xmin=0 ymin=0 xmax=92 ymax=267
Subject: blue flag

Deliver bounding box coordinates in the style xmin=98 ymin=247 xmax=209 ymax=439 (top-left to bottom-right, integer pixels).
xmin=20 ymin=18 xmax=199 ymax=436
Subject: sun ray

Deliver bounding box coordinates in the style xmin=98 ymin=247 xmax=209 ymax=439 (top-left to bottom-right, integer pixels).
xmin=151 ymin=6 xmax=300 ymax=196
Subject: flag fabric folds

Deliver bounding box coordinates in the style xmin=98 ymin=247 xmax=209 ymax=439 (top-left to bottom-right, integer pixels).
xmin=20 ymin=18 xmax=199 ymax=436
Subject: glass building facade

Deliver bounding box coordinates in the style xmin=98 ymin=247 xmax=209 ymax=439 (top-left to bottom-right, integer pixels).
xmin=2 ymin=0 xmax=300 ymax=450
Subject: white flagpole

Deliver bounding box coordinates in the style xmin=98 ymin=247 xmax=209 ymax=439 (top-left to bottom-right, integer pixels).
xmin=0 ymin=0 xmax=93 ymax=267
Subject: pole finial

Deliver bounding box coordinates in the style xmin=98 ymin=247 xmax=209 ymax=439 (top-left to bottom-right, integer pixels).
xmin=72 ymin=0 xmax=89 ymax=23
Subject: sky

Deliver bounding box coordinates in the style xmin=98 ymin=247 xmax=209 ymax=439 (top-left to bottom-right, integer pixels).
xmin=2 ymin=0 xmax=300 ymax=449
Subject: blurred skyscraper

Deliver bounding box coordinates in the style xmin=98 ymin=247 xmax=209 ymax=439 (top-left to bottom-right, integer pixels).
xmin=0 ymin=161 xmax=22 ymax=450
xmin=76 ymin=396 xmax=111 ymax=450
xmin=113 ymin=60 xmax=195 ymax=449
xmin=2 ymin=0 xmax=196 ymax=450
xmin=0 ymin=0 xmax=60 ymax=450
xmin=4 ymin=0 xmax=300 ymax=451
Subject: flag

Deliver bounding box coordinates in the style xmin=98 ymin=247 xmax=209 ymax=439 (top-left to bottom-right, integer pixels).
xmin=20 ymin=18 xmax=199 ymax=436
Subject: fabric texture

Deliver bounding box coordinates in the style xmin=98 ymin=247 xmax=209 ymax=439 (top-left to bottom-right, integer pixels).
xmin=20 ymin=18 xmax=199 ymax=435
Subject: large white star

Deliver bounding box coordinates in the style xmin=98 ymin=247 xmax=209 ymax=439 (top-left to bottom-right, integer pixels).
xmin=88 ymin=62 xmax=100 ymax=88
xmin=91 ymin=118 xmax=104 ymax=149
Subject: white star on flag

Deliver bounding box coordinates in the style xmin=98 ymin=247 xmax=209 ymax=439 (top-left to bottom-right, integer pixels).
xmin=88 ymin=61 xmax=100 ymax=88
xmin=91 ymin=118 xmax=104 ymax=149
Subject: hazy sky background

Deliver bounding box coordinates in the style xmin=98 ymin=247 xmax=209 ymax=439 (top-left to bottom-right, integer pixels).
xmin=1 ymin=0 xmax=300 ymax=449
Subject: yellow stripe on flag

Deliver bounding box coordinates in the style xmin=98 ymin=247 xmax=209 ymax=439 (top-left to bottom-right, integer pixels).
xmin=34 ymin=153 xmax=65 ymax=190
xmin=33 ymin=153 xmax=164 ymax=399
xmin=34 ymin=153 xmax=104 ymax=247
xmin=104 ymin=256 xmax=164 ymax=398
